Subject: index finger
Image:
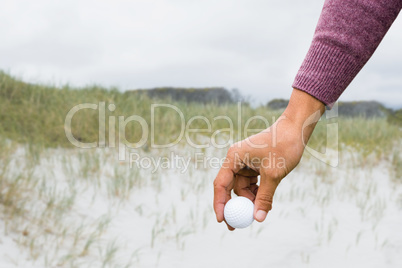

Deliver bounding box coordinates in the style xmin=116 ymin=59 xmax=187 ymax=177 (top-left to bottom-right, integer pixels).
xmin=213 ymin=165 xmax=235 ymax=223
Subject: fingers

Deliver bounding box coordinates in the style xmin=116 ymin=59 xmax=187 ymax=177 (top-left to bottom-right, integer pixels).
xmin=253 ymin=171 xmax=281 ymax=222
xmin=233 ymin=175 xmax=258 ymax=202
xmin=250 ymin=181 xmax=259 ymax=196
xmin=213 ymin=166 xmax=234 ymax=223
xmin=224 ymin=219 xmax=235 ymax=231
xmin=236 ymin=167 xmax=259 ymax=177
xmin=213 ymin=144 xmax=243 ymax=224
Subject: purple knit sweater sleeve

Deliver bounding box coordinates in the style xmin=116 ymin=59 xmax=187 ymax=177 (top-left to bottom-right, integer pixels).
xmin=292 ymin=0 xmax=402 ymax=107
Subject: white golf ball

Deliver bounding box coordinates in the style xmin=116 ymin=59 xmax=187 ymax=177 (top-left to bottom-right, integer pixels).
xmin=224 ymin=196 xmax=254 ymax=229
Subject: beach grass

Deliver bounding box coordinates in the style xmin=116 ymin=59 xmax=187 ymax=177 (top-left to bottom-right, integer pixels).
xmin=0 ymin=71 xmax=401 ymax=267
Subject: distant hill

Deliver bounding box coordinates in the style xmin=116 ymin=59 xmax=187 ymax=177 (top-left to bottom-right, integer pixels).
xmin=126 ymin=87 xmax=240 ymax=104
xmin=267 ymin=99 xmax=392 ymax=118
xmin=266 ymin=99 xmax=289 ymax=110
xmin=337 ymin=101 xmax=389 ymax=118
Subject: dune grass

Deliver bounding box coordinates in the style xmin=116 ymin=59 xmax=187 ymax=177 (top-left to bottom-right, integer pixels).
xmin=0 ymin=71 xmax=400 ymax=155
xmin=0 ymin=71 xmax=401 ymax=266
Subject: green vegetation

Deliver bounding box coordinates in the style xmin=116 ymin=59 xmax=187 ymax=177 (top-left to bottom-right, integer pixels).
xmin=388 ymin=109 xmax=402 ymax=127
xmin=0 ymin=71 xmax=400 ymax=155
xmin=0 ymin=71 xmax=401 ymax=266
xmin=0 ymin=71 xmax=271 ymax=148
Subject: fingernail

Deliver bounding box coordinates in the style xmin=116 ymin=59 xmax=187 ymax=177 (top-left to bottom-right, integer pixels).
xmin=255 ymin=210 xmax=267 ymax=222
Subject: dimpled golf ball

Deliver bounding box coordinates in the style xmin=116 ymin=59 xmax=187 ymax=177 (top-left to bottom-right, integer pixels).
xmin=224 ymin=196 xmax=254 ymax=229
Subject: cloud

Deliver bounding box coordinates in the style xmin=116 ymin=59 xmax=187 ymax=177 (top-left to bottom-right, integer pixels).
xmin=0 ymin=0 xmax=401 ymax=107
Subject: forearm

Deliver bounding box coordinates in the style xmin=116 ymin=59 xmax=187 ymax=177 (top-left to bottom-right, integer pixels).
xmin=293 ymin=0 xmax=402 ymax=107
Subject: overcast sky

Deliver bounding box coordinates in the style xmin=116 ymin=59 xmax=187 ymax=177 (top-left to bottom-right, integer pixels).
xmin=1 ymin=0 xmax=402 ymax=108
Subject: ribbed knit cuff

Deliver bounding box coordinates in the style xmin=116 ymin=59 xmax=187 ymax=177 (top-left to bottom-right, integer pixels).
xmin=292 ymin=41 xmax=363 ymax=108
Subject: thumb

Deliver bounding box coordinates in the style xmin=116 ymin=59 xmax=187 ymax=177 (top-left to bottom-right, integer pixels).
xmin=254 ymin=172 xmax=280 ymax=222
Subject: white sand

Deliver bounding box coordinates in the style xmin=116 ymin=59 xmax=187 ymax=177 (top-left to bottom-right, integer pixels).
xmin=1 ymin=146 xmax=402 ymax=267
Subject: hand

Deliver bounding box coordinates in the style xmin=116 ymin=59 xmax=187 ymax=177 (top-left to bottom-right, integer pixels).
xmin=213 ymin=89 xmax=325 ymax=230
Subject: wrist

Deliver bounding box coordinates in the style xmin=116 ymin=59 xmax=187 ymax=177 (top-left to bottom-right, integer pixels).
xmin=283 ymin=88 xmax=325 ymax=139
